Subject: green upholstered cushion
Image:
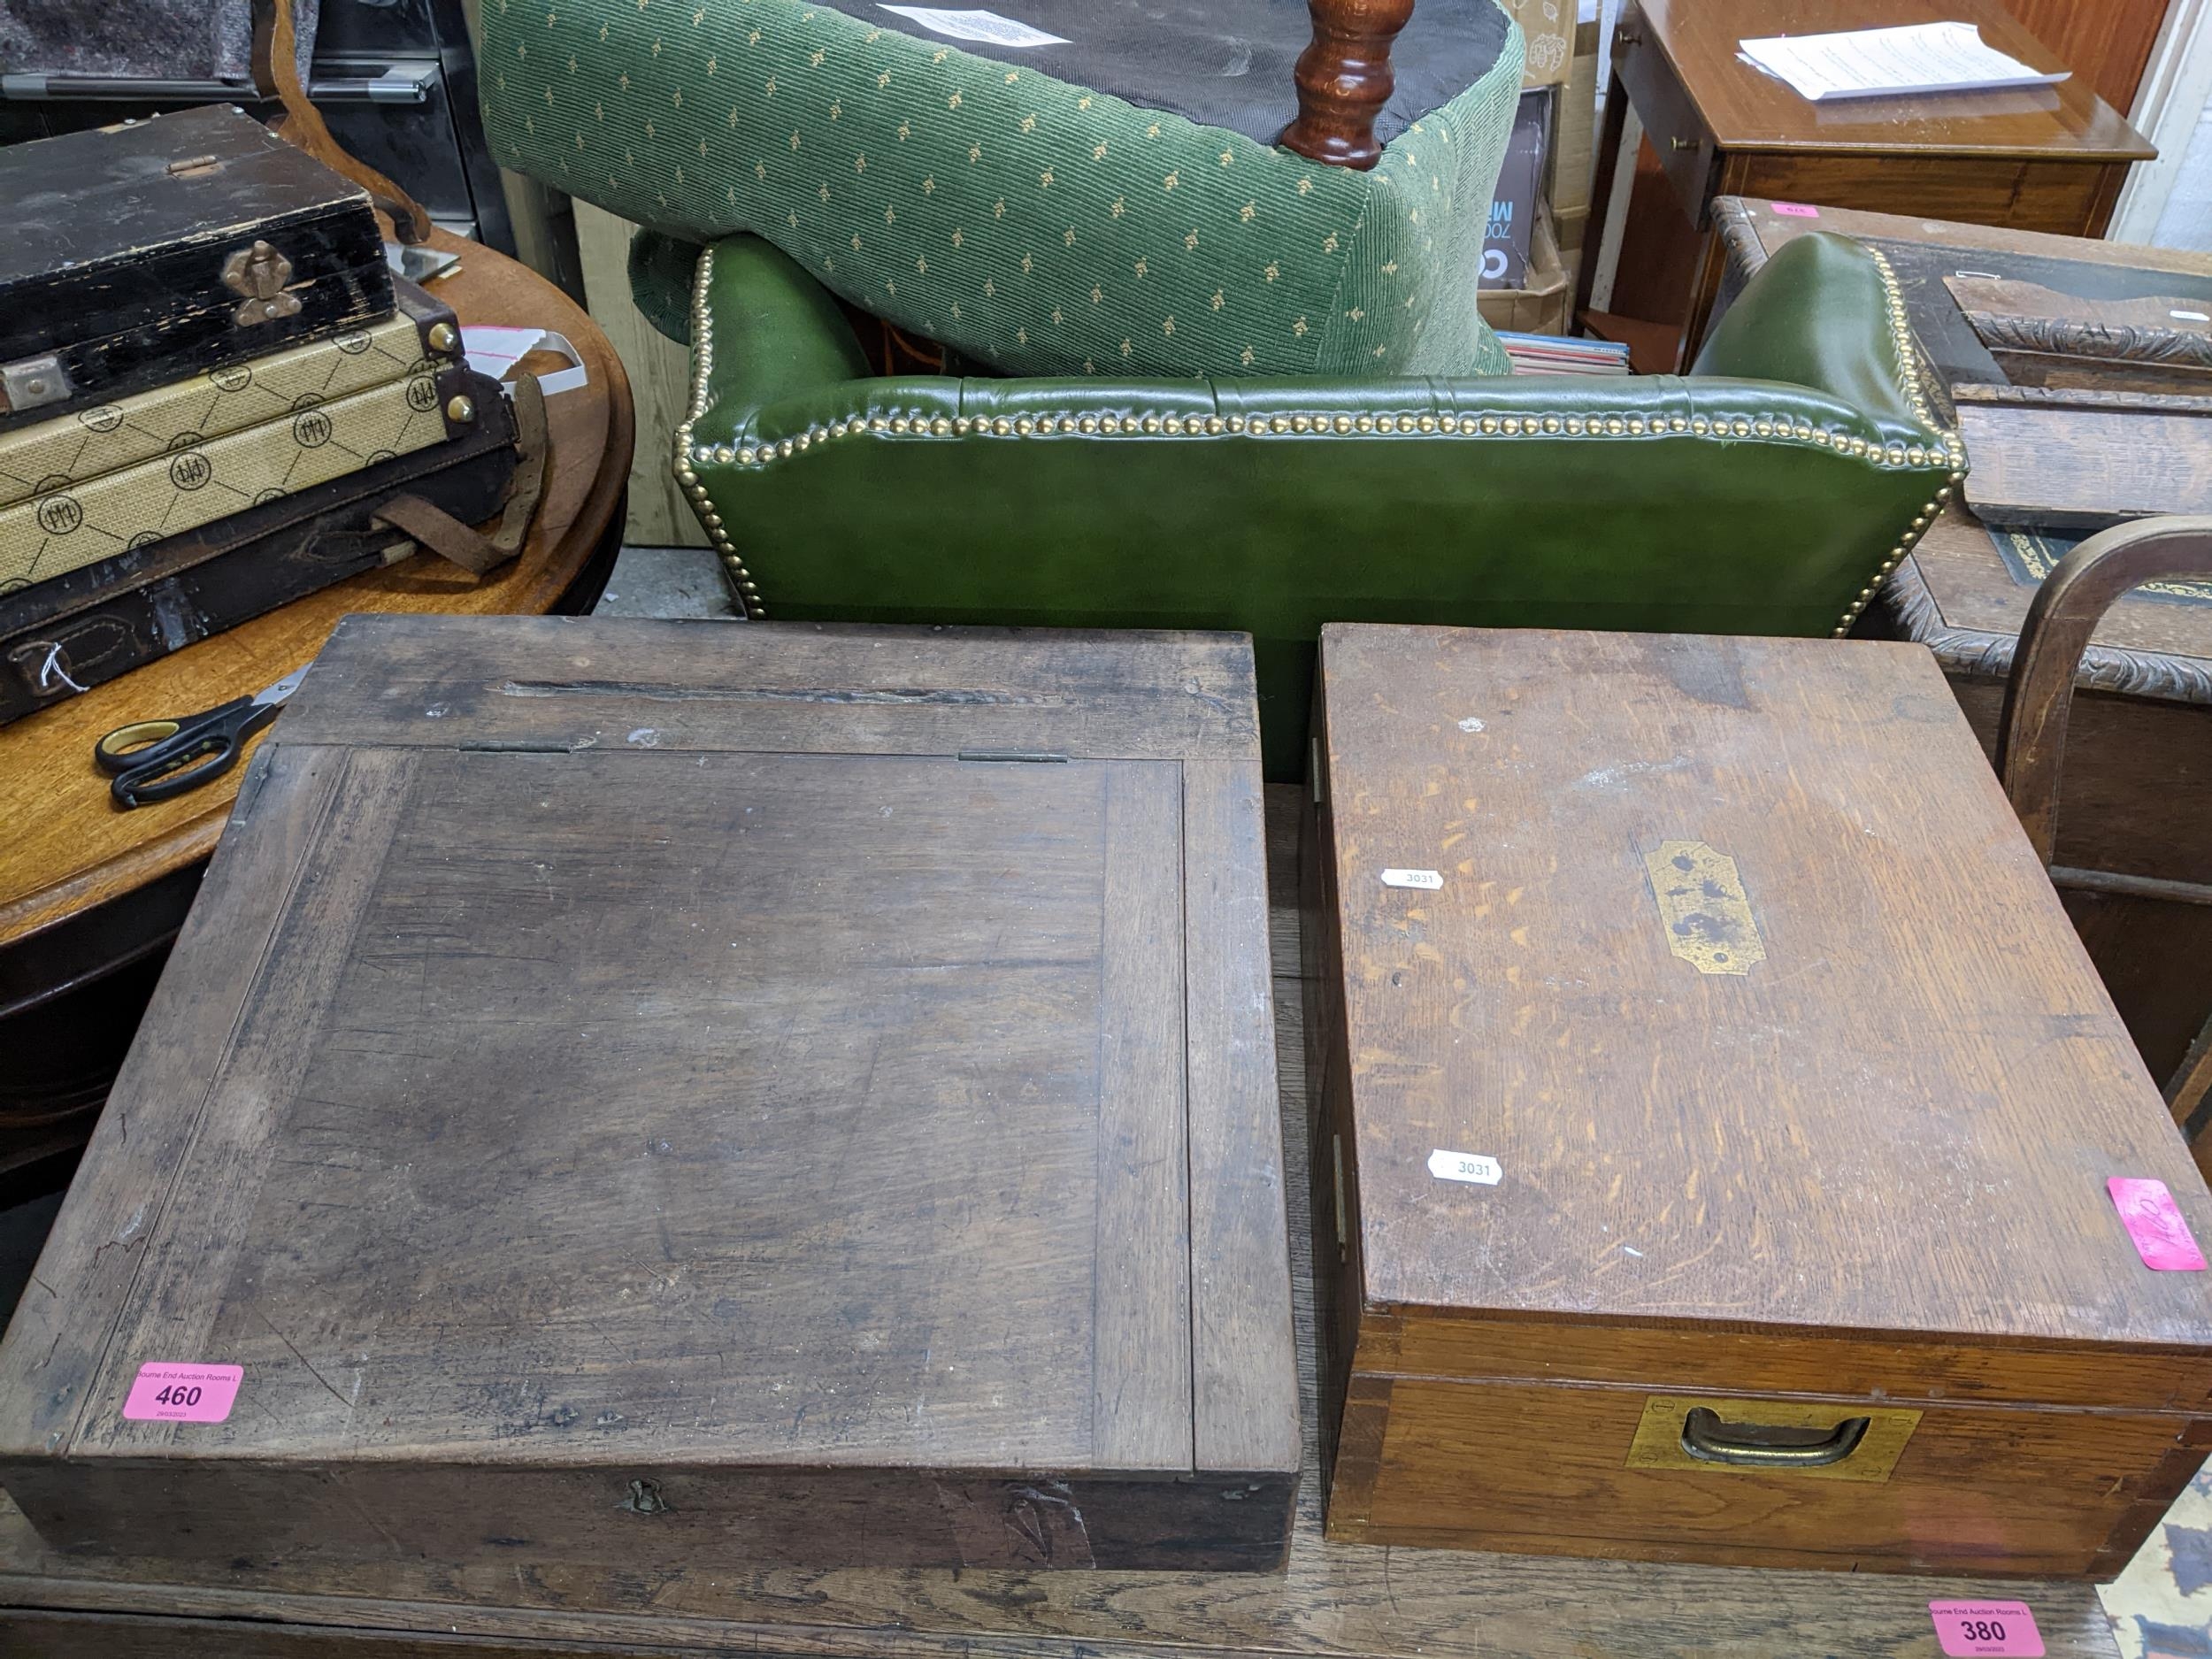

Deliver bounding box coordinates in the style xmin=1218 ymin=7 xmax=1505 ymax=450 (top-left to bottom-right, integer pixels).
xmin=480 ymin=0 xmax=1522 ymax=380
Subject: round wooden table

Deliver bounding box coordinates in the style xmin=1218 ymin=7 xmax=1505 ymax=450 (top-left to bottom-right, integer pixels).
xmin=0 ymin=230 xmax=635 ymax=1139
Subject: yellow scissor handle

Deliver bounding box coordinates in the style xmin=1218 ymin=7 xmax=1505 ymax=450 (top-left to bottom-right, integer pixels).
xmin=96 ymin=718 xmax=183 ymax=764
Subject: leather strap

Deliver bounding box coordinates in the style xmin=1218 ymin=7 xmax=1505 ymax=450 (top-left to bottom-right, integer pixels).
xmin=371 ymin=373 xmax=550 ymax=577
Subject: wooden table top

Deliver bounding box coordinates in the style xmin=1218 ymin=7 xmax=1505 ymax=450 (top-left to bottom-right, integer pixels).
xmin=0 ymin=792 xmax=2129 ymax=1657
xmin=0 ymin=229 xmax=634 ymax=951
xmin=1637 ymin=0 xmax=2154 ymax=160
xmin=1719 ymin=197 xmax=2212 ymax=277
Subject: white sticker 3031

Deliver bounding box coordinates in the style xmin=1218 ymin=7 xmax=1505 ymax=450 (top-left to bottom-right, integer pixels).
xmin=1380 ymin=867 xmax=1442 ymax=890
xmin=878 ymin=5 xmax=1069 ymax=45
xmin=1429 ymin=1148 xmax=1502 ymax=1185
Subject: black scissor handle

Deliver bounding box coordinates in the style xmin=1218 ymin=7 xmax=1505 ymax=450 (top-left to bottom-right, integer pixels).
xmin=96 ymin=695 xmax=248 ymax=774
xmin=100 ymin=695 xmax=277 ymax=809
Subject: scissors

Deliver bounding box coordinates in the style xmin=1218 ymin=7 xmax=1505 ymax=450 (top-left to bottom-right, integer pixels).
xmin=95 ymin=664 xmax=309 ymax=809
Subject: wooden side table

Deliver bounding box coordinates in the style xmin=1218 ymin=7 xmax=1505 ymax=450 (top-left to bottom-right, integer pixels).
xmin=0 ymin=229 xmax=634 ymax=1136
xmin=1576 ymin=0 xmax=2154 ymax=369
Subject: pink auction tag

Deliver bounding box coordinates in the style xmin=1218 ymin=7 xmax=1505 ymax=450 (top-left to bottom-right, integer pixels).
xmin=1771 ymin=202 xmax=1821 ymax=218
xmin=1929 ymin=1601 xmax=2042 ymax=1657
xmin=122 ymin=1362 xmax=242 ymax=1424
xmin=2108 ymin=1178 xmax=2208 ymax=1271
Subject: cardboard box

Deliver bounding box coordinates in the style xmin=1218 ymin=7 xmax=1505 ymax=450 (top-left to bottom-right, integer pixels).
xmin=1505 ymin=0 xmax=1574 ymax=86
xmin=1548 ymin=20 xmax=1601 ymax=250
xmin=1478 ymin=209 xmax=1570 ymax=336
xmin=1481 ymin=88 xmax=1552 ymax=289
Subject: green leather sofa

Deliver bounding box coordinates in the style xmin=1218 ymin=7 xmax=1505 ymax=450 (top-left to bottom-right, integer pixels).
xmin=630 ymin=226 xmax=1960 ymax=777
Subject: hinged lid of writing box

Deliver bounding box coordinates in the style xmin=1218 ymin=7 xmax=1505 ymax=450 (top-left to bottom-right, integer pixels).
xmin=1313 ymin=623 xmax=2212 ymax=1400
xmin=0 ymin=616 xmax=1296 ymax=1572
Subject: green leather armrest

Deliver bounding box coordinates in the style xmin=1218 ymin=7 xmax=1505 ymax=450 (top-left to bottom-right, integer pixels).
xmin=650 ymin=229 xmax=1958 ymax=778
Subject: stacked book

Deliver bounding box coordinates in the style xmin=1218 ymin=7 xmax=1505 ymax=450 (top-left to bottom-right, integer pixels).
xmin=1496 ymin=331 xmax=1635 ymax=377
xmin=0 ymin=105 xmax=518 ymax=726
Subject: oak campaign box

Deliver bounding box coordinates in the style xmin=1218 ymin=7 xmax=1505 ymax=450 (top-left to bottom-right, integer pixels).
xmin=1302 ymin=623 xmax=2212 ymax=1578
xmin=0 ymin=617 xmax=1298 ymax=1573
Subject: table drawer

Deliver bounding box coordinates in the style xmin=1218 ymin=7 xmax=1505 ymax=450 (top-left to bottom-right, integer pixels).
xmin=1613 ymin=7 xmax=1717 ymax=225
xmin=1332 ymin=1374 xmax=2212 ymax=1576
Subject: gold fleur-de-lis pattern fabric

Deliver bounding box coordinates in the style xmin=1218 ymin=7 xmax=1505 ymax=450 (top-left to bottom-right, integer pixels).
xmin=482 ymin=0 xmax=1523 ymax=379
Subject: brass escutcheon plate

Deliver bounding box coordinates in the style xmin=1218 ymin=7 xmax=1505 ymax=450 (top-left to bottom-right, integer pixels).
xmin=1643 ymin=840 xmax=1765 ymax=975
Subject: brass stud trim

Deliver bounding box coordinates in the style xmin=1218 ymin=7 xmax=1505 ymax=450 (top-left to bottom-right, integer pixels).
xmin=672 ymin=241 xmax=1960 ymax=647
xmin=670 ymin=244 xmax=763 ymax=618
xmin=691 ymin=396 xmax=1962 ymax=482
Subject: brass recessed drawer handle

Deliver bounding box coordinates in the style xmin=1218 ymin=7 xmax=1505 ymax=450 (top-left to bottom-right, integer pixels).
xmin=1669 ymin=136 xmax=1700 ymax=151
xmin=1680 ymin=1406 xmax=1871 ymax=1469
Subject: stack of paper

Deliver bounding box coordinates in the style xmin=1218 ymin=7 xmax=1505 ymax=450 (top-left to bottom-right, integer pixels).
xmin=1496 ymin=332 xmax=1634 ymax=377
xmin=1738 ymin=21 xmax=2068 ymax=103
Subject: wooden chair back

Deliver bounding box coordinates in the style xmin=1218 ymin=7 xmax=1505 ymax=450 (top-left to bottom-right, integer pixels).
xmin=1995 ymin=515 xmax=2212 ymax=1171
xmin=250 ymin=0 xmax=434 ymax=242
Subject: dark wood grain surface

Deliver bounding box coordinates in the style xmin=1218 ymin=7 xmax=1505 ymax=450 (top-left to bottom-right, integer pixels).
xmin=1905 ymin=517 xmax=2212 ymax=696
xmin=0 ymin=791 xmax=2136 ymax=1655
xmin=1957 ymin=389 xmax=2212 ymax=528
xmin=0 ymin=618 xmax=1295 ymax=1574
xmin=1998 ymin=0 xmax=2170 ymax=114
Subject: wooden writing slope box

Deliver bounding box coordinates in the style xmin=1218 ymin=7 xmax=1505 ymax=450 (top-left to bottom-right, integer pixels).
xmin=0 ymin=616 xmax=1298 ymax=1573
xmin=1302 ymin=623 xmax=2212 ymax=1576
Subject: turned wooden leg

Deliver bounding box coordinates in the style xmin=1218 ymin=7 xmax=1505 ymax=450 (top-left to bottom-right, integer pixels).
xmin=1279 ymin=0 xmax=1415 ymax=171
